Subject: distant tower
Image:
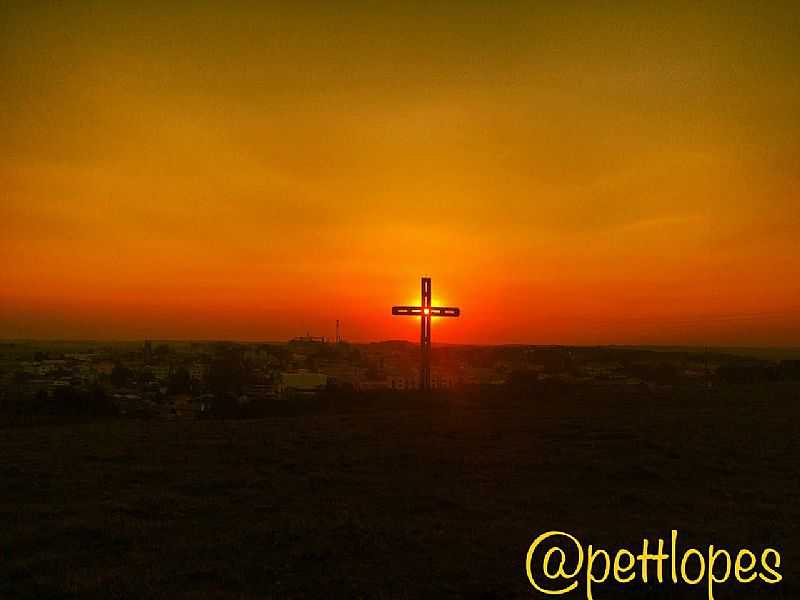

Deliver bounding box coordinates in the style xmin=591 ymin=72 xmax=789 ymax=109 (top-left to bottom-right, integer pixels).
xmin=336 ymin=320 xmax=340 ymax=343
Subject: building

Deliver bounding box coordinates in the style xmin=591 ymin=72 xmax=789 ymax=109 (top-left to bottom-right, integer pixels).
xmin=279 ymin=372 xmax=328 ymax=395
xmin=242 ymin=381 xmax=278 ymax=401
xmin=189 ymin=363 xmax=206 ymax=383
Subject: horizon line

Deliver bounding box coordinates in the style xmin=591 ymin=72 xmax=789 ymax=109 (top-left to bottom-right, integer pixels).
xmin=1 ymin=337 xmax=798 ymax=352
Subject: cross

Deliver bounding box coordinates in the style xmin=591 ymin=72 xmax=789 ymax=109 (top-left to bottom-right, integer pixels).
xmin=392 ymin=277 xmax=460 ymax=391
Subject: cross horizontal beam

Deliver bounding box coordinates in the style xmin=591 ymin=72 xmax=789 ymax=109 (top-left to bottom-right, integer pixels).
xmin=391 ymin=306 xmax=460 ymax=317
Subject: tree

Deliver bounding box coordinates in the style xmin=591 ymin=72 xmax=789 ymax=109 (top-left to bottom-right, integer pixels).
xmin=110 ymin=363 xmax=132 ymax=387
xmin=206 ymin=349 xmax=247 ymax=397
xmin=168 ymin=366 xmax=192 ymax=394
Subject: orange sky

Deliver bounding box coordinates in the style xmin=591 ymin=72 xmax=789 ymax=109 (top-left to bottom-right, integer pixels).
xmin=1 ymin=2 xmax=799 ymax=345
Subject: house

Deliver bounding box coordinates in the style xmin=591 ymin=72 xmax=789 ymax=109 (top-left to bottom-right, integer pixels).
xmin=280 ymin=372 xmax=328 ymax=395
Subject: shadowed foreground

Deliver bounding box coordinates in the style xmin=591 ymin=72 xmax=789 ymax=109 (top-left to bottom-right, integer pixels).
xmin=2 ymin=384 xmax=799 ymax=599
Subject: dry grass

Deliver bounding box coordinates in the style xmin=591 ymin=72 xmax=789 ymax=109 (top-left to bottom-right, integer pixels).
xmin=1 ymin=384 xmax=799 ymax=598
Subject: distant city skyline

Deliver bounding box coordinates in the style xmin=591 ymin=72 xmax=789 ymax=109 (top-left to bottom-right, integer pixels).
xmin=2 ymin=2 xmax=799 ymax=345
xmin=1 ymin=336 xmax=799 ymax=355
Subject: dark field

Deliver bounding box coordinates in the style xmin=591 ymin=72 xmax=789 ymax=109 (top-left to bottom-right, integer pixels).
xmin=2 ymin=384 xmax=799 ymax=599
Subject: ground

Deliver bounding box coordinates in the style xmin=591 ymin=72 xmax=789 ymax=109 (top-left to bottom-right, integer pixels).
xmin=2 ymin=384 xmax=799 ymax=599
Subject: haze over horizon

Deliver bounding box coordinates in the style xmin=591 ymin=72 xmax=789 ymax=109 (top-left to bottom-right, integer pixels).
xmin=2 ymin=2 xmax=799 ymax=346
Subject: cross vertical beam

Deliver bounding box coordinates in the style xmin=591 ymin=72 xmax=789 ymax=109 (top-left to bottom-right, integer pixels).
xmin=420 ymin=277 xmax=432 ymax=391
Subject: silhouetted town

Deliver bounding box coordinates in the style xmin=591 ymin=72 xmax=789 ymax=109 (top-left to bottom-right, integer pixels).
xmin=2 ymin=336 xmax=799 ymax=422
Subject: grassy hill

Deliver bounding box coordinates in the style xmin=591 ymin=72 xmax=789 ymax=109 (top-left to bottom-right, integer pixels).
xmin=2 ymin=383 xmax=798 ymax=598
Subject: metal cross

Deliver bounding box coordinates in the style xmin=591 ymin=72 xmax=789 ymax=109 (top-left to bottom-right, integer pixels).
xmin=392 ymin=277 xmax=460 ymax=391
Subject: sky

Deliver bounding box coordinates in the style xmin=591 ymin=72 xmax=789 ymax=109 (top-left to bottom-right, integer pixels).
xmin=1 ymin=1 xmax=799 ymax=345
